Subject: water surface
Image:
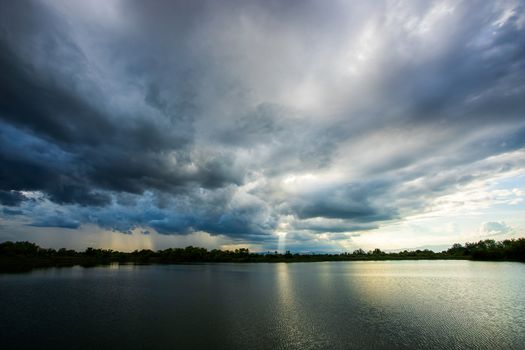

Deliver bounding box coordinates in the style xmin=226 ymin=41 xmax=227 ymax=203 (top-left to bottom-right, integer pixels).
xmin=1 ymin=260 xmax=524 ymax=349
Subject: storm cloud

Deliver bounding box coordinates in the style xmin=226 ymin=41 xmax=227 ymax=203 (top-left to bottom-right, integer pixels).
xmin=1 ymin=0 xmax=524 ymax=250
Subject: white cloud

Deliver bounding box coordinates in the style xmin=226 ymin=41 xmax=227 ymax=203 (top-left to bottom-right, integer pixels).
xmin=479 ymin=221 xmax=513 ymax=236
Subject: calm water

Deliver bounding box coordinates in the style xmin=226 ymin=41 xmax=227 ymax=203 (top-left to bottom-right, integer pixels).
xmin=1 ymin=260 xmax=524 ymax=349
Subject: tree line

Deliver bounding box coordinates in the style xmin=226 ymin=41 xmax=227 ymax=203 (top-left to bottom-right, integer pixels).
xmin=0 ymin=238 xmax=524 ymax=271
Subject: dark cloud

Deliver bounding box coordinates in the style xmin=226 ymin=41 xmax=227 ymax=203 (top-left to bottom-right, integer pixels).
xmin=289 ymin=183 xmax=398 ymax=222
xmin=291 ymin=220 xmax=377 ymax=234
xmin=2 ymin=208 xmax=23 ymax=216
xmin=0 ymin=0 xmax=244 ymax=207
xmin=29 ymin=216 xmax=81 ymax=230
xmin=0 ymin=190 xmax=27 ymax=206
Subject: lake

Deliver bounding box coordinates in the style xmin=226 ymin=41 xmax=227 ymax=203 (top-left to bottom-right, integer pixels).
xmin=1 ymin=260 xmax=524 ymax=349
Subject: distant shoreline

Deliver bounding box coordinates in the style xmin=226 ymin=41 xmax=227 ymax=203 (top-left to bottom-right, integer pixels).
xmin=1 ymin=255 xmax=476 ymax=273
xmin=1 ymin=238 xmax=524 ymax=272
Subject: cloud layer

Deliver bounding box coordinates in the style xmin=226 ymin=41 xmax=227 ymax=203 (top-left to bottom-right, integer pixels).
xmin=1 ymin=0 xmax=524 ymax=250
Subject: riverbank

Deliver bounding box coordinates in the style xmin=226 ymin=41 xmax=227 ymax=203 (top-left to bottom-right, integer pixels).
xmin=1 ymin=238 xmax=523 ymax=272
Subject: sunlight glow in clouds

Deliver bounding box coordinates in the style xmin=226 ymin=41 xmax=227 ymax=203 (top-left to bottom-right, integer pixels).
xmin=0 ymin=0 xmax=524 ymax=252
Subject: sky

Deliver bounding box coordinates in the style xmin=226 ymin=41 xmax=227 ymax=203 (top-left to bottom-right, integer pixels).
xmin=1 ymin=0 xmax=525 ymax=252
